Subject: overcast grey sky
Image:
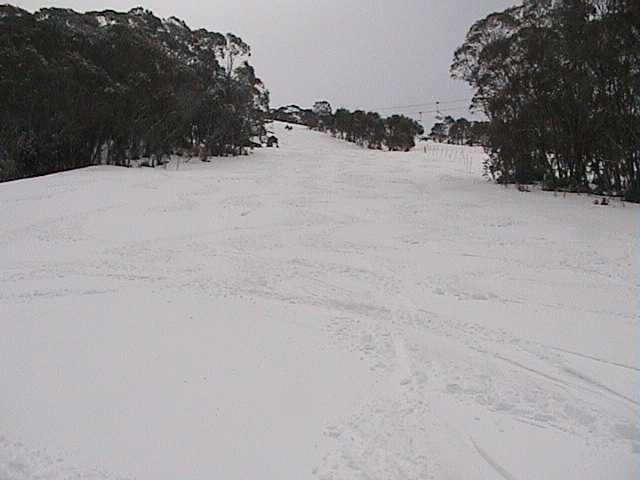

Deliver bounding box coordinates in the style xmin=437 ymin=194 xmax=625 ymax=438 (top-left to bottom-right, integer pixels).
xmin=13 ymin=0 xmax=515 ymax=126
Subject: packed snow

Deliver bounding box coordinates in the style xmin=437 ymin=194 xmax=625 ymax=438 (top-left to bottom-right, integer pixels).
xmin=0 ymin=122 xmax=638 ymax=479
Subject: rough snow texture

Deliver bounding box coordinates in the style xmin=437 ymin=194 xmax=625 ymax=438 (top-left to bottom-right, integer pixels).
xmin=0 ymin=122 xmax=638 ymax=479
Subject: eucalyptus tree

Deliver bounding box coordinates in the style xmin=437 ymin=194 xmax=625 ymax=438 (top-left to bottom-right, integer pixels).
xmin=451 ymin=0 xmax=639 ymax=199
xmin=0 ymin=6 xmax=270 ymax=181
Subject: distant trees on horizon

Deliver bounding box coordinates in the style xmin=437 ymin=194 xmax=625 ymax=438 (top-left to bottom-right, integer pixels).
xmin=272 ymin=103 xmax=424 ymax=152
xmin=452 ymin=0 xmax=640 ymax=201
xmin=429 ymin=116 xmax=489 ymax=146
xmin=0 ymin=6 xmax=269 ymax=182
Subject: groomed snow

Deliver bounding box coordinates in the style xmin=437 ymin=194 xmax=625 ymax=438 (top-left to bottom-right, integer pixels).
xmin=0 ymin=122 xmax=638 ymax=479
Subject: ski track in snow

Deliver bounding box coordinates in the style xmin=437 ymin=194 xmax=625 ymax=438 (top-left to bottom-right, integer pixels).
xmin=0 ymin=122 xmax=638 ymax=479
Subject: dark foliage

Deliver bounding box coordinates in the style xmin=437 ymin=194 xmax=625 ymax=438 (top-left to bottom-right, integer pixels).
xmin=274 ymin=102 xmax=423 ymax=152
xmin=330 ymin=108 xmax=423 ymax=151
xmin=429 ymin=116 xmax=489 ymax=146
xmin=0 ymin=6 xmax=269 ymax=181
xmin=451 ymin=0 xmax=639 ymax=198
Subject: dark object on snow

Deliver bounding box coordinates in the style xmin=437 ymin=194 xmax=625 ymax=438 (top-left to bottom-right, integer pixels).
xmin=594 ymin=197 xmax=609 ymax=206
xmin=198 ymin=145 xmax=209 ymax=162
xmin=267 ymin=136 xmax=279 ymax=148
xmin=284 ymin=125 xmax=293 ymax=131
xmin=517 ymin=185 xmax=531 ymax=192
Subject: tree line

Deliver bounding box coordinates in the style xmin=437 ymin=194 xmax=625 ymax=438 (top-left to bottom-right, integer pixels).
xmin=0 ymin=6 xmax=269 ymax=182
xmin=429 ymin=116 xmax=489 ymax=146
xmin=452 ymin=0 xmax=639 ymax=201
xmin=273 ymin=102 xmax=424 ymax=152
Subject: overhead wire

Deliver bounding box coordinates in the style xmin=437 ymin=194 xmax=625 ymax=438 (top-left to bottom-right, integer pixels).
xmin=374 ymin=98 xmax=472 ymax=111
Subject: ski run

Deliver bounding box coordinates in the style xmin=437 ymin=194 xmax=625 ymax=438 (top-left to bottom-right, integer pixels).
xmin=1 ymin=122 xmax=638 ymax=479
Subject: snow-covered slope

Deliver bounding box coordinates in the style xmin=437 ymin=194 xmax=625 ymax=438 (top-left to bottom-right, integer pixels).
xmin=1 ymin=122 xmax=637 ymax=479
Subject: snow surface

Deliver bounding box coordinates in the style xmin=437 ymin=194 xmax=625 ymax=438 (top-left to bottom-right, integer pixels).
xmin=0 ymin=122 xmax=638 ymax=479
xmin=95 ymin=15 xmax=111 ymax=27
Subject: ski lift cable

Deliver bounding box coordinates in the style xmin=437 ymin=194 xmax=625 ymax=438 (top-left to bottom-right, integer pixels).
xmin=375 ymin=98 xmax=472 ymax=111
xmin=406 ymin=106 xmax=475 ymax=116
